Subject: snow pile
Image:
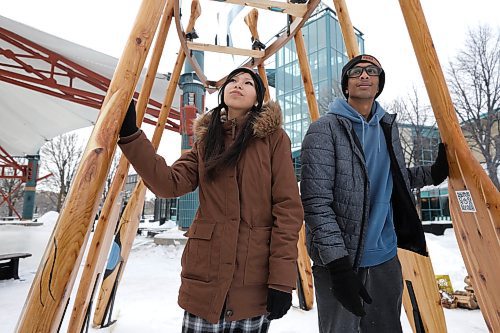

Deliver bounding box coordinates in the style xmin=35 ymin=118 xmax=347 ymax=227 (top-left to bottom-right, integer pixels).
xmin=37 ymin=210 xmax=59 ymax=229
xmin=0 ymin=214 xmax=489 ymax=333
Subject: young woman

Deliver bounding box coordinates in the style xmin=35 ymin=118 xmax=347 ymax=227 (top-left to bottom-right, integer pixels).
xmin=118 ymin=67 xmax=304 ymax=333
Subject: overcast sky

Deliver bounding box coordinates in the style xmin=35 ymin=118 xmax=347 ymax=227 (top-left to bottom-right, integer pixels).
xmin=4 ymin=0 xmax=499 ymax=105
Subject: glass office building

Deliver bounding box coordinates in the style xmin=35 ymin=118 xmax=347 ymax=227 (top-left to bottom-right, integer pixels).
xmin=275 ymin=6 xmax=365 ymax=150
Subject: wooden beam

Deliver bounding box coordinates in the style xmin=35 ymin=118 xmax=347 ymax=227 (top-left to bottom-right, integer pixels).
xmin=15 ymin=1 xmax=166 ymax=331
xmin=399 ymin=0 xmax=500 ymax=330
xmin=66 ymin=1 xmax=175 ymax=332
xmin=331 ymin=0 xmax=359 ymax=59
xmin=294 ymin=30 xmax=320 ymax=121
xmin=211 ymin=0 xmax=307 ymax=17
xmin=244 ymin=9 xmax=271 ymax=102
xmin=92 ymin=0 xmax=201 ymax=327
xmin=187 ymin=42 xmax=265 ymax=58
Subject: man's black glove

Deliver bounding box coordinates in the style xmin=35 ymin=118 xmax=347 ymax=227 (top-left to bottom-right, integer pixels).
xmin=266 ymin=288 xmax=292 ymax=320
xmin=431 ymin=143 xmax=449 ymax=185
xmin=327 ymin=256 xmax=372 ymax=317
xmin=119 ymin=100 xmax=139 ymax=137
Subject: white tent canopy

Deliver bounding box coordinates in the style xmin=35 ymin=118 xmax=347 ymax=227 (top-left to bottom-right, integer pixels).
xmin=0 ymin=15 xmax=180 ymax=156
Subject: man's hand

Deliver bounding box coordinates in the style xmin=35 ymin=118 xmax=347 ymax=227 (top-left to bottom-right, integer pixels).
xmin=431 ymin=143 xmax=449 ymax=185
xmin=327 ymin=256 xmax=372 ymax=317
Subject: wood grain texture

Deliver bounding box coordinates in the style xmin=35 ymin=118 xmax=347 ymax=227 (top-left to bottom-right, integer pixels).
xmin=332 ymin=0 xmax=358 ymax=59
xmin=399 ymin=1 xmax=500 ymax=331
xmin=399 ymin=249 xmax=447 ymax=333
xmin=66 ymin=2 xmax=174 ymax=331
xmin=15 ymin=1 xmax=166 ymax=331
xmin=244 ymin=9 xmax=271 ymax=102
xmin=296 ymin=224 xmax=314 ymax=310
xmin=92 ymin=0 xmax=201 ymax=326
xmin=294 ymin=30 xmax=320 ymax=121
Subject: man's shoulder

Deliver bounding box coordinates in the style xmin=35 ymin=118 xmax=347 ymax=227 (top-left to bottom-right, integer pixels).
xmin=308 ymin=113 xmax=342 ymax=132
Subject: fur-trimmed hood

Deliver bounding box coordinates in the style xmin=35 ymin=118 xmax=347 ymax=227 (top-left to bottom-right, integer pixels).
xmin=193 ymin=100 xmax=283 ymax=143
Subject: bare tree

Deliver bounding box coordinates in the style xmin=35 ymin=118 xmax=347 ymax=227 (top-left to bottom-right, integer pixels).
xmin=101 ymin=150 xmax=122 ymax=206
xmin=389 ymin=88 xmax=438 ymax=168
xmin=447 ymin=25 xmax=500 ymax=189
xmin=387 ymin=88 xmax=440 ymax=219
xmin=317 ymin=85 xmax=343 ymax=115
xmin=0 ymin=178 xmax=24 ymax=217
xmin=40 ymin=133 xmax=83 ymax=211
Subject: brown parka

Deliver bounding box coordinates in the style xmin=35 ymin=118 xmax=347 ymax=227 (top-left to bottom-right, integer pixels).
xmin=118 ymin=101 xmax=304 ymax=324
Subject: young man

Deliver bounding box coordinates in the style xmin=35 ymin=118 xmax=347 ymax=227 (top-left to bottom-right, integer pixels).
xmin=300 ymin=54 xmax=449 ymax=332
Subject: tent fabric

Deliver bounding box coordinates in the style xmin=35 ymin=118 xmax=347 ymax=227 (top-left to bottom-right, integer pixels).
xmin=0 ymin=15 xmax=180 ymax=156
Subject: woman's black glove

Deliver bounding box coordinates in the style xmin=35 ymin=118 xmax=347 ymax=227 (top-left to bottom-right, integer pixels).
xmin=119 ymin=100 xmax=139 ymax=137
xmin=266 ymin=288 xmax=292 ymax=320
xmin=431 ymin=143 xmax=449 ymax=185
xmin=327 ymin=256 xmax=372 ymax=317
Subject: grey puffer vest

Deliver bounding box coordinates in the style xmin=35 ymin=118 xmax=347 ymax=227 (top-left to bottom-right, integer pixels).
xmin=300 ymin=112 xmax=434 ymax=269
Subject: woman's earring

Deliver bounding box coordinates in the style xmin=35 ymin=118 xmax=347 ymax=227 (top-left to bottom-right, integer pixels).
xmin=220 ymin=107 xmax=227 ymax=123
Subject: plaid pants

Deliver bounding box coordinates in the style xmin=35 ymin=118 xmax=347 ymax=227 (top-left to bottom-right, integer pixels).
xmin=182 ymin=311 xmax=270 ymax=333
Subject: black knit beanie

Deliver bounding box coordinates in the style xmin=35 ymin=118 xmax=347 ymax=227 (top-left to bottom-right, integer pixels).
xmin=341 ymin=54 xmax=385 ymax=99
xmin=220 ymin=67 xmax=266 ymax=111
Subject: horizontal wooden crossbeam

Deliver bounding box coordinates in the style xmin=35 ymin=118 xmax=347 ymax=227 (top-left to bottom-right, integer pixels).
xmin=186 ymin=42 xmax=265 ymax=58
xmin=211 ymin=0 xmax=307 ymax=17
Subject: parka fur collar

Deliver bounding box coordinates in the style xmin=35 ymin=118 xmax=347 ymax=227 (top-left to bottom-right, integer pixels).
xmin=193 ymin=100 xmax=283 ymax=143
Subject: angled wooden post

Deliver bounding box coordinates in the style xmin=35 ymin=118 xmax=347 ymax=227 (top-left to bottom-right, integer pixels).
xmin=244 ymin=9 xmax=271 ymax=102
xmin=332 ymin=1 xmax=447 ymax=332
xmin=331 ymin=0 xmax=358 ymax=59
xmin=399 ymin=1 xmax=500 ymax=331
xmin=292 ymin=22 xmax=319 ymax=311
xmin=15 ymin=1 xmax=166 ymax=332
xmin=92 ymin=0 xmax=202 ymax=327
xmin=66 ymin=2 xmax=174 ymax=332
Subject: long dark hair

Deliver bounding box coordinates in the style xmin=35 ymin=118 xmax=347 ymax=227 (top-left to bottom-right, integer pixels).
xmin=203 ymin=68 xmax=265 ymax=180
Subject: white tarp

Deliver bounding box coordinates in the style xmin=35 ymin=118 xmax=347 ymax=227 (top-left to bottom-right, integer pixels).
xmin=0 ymin=15 xmax=180 ymax=156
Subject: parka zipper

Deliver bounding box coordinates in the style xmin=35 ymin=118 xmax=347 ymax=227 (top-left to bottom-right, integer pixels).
xmin=338 ymin=115 xmax=369 ymax=271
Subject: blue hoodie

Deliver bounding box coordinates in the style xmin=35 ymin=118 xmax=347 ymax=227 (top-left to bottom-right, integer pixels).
xmin=328 ymin=98 xmax=397 ymax=267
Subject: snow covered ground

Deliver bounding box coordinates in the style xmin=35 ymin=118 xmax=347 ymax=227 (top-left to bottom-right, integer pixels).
xmin=0 ymin=212 xmax=488 ymax=332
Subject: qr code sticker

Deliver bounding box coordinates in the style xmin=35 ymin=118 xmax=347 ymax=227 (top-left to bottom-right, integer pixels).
xmin=456 ymin=190 xmax=476 ymax=212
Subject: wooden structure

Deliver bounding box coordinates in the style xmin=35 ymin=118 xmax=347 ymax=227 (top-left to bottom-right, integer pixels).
xmin=15 ymin=1 xmax=167 ymax=332
xmin=15 ymin=0 xmax=499 ymax=331
xmin=399 ymin=1 xmax=500 ymax=331
xmin=93 ymin=0 xmax=202 ymax=327
xmin=244 ymin=9 xmax=271 ymax=102
xmin=65 ymin=2 xmax=176 ymax=332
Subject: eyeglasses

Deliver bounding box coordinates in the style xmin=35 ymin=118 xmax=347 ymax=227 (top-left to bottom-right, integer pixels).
xmin=346 ymin=66 xmax=382 ymax=78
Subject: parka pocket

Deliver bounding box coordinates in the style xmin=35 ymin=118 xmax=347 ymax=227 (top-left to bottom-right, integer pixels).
xmin=244 ymin=226 xmax=272 ymax=285
xmin=181 ymin=221 xmax=216 ymax=282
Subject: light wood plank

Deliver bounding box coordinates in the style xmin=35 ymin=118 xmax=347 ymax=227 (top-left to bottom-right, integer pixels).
xmin=187 ymin=42 xmax=265 ymax=58
xmin=211 ymin=0 xmax=307 ymax=17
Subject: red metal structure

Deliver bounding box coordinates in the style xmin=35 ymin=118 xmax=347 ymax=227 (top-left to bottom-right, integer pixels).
xmin=0 ymin=23 xmax=182 ymax=218
xmin=0 ymin=147 xmax=49 ymax=218
xmin=0 ymin=26 xmax=181 ymax=131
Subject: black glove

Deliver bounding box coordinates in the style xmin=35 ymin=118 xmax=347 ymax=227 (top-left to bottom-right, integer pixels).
xmin=431 ymin=143 xmax=449 ymax=185
xmin=327 ymin=256 xmax=372 ymax=317
xmin=119 ymin=99 xmax=139 ymax=137
xmin=266 ymin=288 xmax=292 ymax=320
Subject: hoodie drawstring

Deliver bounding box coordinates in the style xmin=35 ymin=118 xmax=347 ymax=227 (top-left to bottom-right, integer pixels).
xmin=375 ymin=113 xmax=381 ymax=152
